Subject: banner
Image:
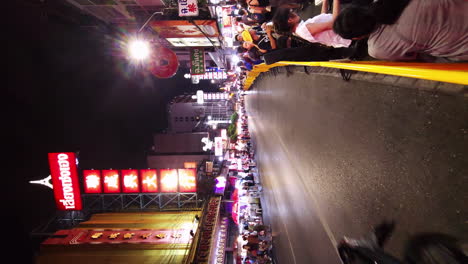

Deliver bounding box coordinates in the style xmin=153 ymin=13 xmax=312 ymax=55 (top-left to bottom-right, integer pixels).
xmin=191 ymin=48 xmax=205 ymax=75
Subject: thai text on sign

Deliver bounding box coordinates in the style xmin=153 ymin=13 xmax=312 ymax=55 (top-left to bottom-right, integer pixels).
xmin=191 ymin=48 xmax=205 ymax=75
xmin=178 ymin=0 xmax=199 ymax=17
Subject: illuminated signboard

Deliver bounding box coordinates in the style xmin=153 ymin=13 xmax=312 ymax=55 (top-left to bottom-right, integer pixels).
xmin=140 ymin=169 xmax=158 ymax=193
xmin=48 ymin=152 xmax=82 ymax=211
xmin=196 ymin=90 xmax=204 ymax=104
xmin=214 ymin=176 xmax=226 ymax=195
xmin=196 ymin=197 xmax=221 ymax=263
xmin=121 ymin=169 xmax=140 ymax=193
xmin=213 ymin=217 xmax=229 ymax=264
xmin=214 ymin=137 xmax=223 ymax=156
xmin=178 ymin=169 xmax=197 ymax=193
xmin=160 ymin=169 xmax=178 ymax=193
xmin=178 ymin=0 xmax=199 ymax=17
xmin=83 ymin=170 xmax=102 ymax=194
xmin=102 ymin=169 xmax=121 ymax=193
xmin=184 ymin=162 xmax=197 ymax=169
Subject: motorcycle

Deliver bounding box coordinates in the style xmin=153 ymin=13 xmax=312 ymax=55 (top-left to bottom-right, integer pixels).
xmin=337 ymin=221 xmax=468 ymax=264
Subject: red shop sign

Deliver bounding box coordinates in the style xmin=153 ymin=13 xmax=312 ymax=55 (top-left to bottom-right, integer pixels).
xmin=48 ymin=152 xmax=82 ymax=210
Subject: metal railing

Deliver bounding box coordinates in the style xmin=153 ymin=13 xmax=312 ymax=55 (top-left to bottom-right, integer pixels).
xmin=243 ymin=61 xmax=468 ymax=90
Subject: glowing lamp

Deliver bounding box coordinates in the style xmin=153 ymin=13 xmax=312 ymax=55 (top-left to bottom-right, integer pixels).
xmin=128 ymin=40 xmax=150 ymax=60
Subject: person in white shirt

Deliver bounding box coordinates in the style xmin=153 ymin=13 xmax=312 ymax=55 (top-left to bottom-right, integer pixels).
xmin=272 ymin=0 xmax=352 ymax=48
xmin=333 ymin=0 xmax=468 ymax=62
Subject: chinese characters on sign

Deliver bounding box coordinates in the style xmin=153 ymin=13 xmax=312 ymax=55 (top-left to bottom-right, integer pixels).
xmin=196 ymin=197 xmax=221 ymax=263
xmin=178 ymin=0 xmax=199 ymax=17
xmin=214 ymin=217 xmax=229 ymax=264
xmin=178 ymin=169 xmax=197 ymax=193
xmin=141 ymin=169 xmax=158 ymax=193
xmin=160 ymin=169 xmax=179 ymax=193
xmin=83 ymin=170 xmax=102 ymax=194
xmin=121 ymin=169 xmax=140 ymax=193
xmin=82 ymin=169 xmax=197 ymax=194
xmin=102 ymin=170 xmax=121 ymax=193
xmin=190 ymin=48 xmax=205 ymax=75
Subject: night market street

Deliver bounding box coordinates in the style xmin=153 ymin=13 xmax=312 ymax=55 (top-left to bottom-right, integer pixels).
xmin=244 ymin=69 xmax=468 ymax=263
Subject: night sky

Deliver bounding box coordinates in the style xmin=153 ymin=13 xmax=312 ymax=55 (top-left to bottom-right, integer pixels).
xmin=8 ymin=1 xmax=217 ymax=262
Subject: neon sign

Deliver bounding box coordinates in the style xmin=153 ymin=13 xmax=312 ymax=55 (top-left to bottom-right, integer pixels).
xmin=178 ymin=169 xmax=197 ymax=192
xmin=102 ymin=170 xmax=120 ymax=193
xmin=121 ymin=169 xmax=140 ymax=193
xmin=83 ymin=170 xmax=102 ymax=194
xmin=160 ymin=169 xmax=178 ymax=193
xmin=48 ymin=152 xmax=82 ymax=210
xmin=214 ymin=176 xmax=226 ymax=195
xmin=140 ymin=169 xmax=158 ymax=193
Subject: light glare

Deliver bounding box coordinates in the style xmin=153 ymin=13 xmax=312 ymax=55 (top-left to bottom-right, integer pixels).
xmin=128 ymin=40 xmax=150 ymax=60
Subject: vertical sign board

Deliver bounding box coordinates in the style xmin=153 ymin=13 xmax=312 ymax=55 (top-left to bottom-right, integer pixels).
xmin=206 ymin=161 xmax=213 ymax=173
xmin=160 ymin=169 xmax=179 ymax=193
xmin=191 ymin=48 xmax=205 ymax=75
xmin=121 ymin=169 xmax=140 ymax=193
xmin=102 ymin=170 xmax=121 ymax=193
xmin=140 ymin=169 xmax=158 ymax=193
xmin=83 ymin=170 xmax=102 ymax=194
xmin=196 ymin=197 xmax=221 ymax=263
xmin=178 ymin=0 xmax=199 ymax=17
xmin=48 ymin=152 xmax=82 ymax=210
xmin=178 ymin=169 xmax=197 ymax=193
xmin=214 ymin=137 xmax=223 ymax=156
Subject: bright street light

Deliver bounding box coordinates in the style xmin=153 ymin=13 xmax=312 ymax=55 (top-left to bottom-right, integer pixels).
xmin=128 ymin=39 xmax=151 ymax=60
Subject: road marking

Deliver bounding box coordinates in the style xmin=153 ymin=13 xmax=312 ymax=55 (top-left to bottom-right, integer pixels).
xmin=247 ymin=94 xmax=341 ymax=260
xmin=255 ymin=123 xmax=298 ymax=264
xmin=274 ymin=129 xmax=340 ymax=248
xmin=247 ymin=111 xmax=298 ymax=264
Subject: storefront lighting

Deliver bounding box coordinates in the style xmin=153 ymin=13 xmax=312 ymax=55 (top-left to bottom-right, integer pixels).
xmin=196 ymin=90 xmax=204 ymax=104
xmin=232 ymin=55 xmax=240 ymax=64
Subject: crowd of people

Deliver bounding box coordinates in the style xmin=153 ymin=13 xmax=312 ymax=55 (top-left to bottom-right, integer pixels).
xmin=228 ymin=93 xmax=274 ymax=264
xmin=230 ymin=0 xmax=467 ymax=82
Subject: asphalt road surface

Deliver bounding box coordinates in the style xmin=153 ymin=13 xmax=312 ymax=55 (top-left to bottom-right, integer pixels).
xmin=244 ymin=69 xmax=468 ymax=264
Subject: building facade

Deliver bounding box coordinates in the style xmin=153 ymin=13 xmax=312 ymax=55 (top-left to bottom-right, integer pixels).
xmin=168 ymin=92 xmax=233 ymax=133
xmin=147 ymin=132 xmax=211 ymax=169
